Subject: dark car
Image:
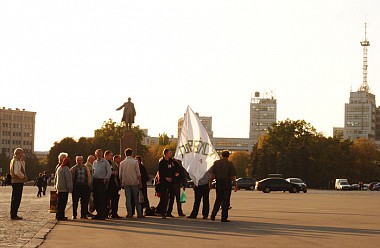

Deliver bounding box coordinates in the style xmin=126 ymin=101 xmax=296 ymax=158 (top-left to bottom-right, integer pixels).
xmin=373 ymin=183 xmax=380 ymax=191
xmin=255 ymin=178 xmax=301 ymax=193
xmin=369 ymin=182 xmax=379 ymax=191
xmin=233 ymin=177 xmax=256 ymax=190
xmin=285 ymin=178 xmax=308 ymax=193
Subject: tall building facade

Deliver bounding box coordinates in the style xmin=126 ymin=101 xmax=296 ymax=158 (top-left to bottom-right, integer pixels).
xmin=344 ymin=92 xmax=376 ymax=140
xmin=249 ymin=92 xmax=277 ymax=142
xmin=344 ymin=23 xmax=377 ymax=140
xmin=0 ymin=107 xmax=36 ymax=156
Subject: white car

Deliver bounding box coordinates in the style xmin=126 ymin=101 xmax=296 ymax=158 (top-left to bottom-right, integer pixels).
xmin=335 ymin=179 xmax=350 ymax=190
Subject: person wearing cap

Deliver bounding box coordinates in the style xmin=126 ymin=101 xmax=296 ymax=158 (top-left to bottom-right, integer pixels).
xmin=209 ymin=150 xmax=237 ymax=222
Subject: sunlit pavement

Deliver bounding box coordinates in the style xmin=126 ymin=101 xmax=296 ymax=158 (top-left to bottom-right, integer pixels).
xmin=38 ymin=188 xmax=380 ymax=248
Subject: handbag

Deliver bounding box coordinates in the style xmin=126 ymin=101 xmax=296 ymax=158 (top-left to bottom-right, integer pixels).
xmin=180 ymin=190 xmax=186 ymax=203
xmin=138 ymin=190 xmax=144 ymax=204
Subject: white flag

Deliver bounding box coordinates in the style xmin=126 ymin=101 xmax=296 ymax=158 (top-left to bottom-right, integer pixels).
xmin=175 ymin=106 xmax=219 ymax=186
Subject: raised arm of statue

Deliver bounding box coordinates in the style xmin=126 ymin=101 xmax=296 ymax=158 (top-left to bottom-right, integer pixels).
xmin=116 ymin=103 xmax=125 ymax=111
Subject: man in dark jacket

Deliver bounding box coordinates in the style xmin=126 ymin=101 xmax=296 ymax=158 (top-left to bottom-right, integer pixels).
xmin=166 ymin=159 xmax=187 ymax=217
xmin=209 ymin=150 xmax=237 ymax=222
xmin=158 ymin=148 xmax=176 ymax=219
xmin=136 ymin=156 xmax=150 ymax=210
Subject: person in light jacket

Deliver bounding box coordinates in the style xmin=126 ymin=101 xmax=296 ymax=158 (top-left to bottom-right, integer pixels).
xmin=9 ymin=148 xmax=27 ymax=220
xmin=55 ymin=157 xmax=73 ymax=221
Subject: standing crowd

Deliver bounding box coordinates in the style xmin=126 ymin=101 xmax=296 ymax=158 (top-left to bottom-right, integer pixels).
xmin=9 ymin=147 xmax=238 ymax=223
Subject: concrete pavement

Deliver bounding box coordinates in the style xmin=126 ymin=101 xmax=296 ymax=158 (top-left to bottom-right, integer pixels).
xmin=0 ymin=185 xmax=60 ymax=247
xmin=2 ymin=186 xmax=380 ymax=247
xmin=41 ymin=188 xmax=380 ymax=248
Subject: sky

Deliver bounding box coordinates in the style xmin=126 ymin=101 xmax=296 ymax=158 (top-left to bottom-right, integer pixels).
xmin=1 ymin=0 xmax=380 ymax=151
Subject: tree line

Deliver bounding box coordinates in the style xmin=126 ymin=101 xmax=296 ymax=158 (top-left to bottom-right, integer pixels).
xmin=1 ymin=118 xmax=379 ymax=188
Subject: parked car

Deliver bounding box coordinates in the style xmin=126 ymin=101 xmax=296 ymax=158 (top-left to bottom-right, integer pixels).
xmin=255 ymin=178 xmax=301 ymax=193
xmin=373 ymin=183 xmax=380 ymax=191
xmin=369 ymin=182 xmax=379 ymax=191
xmin=233 ymin=177 xmax=256 ymax=190
xmin=285 ymin=178 xmax=307 ymax=193
xmin=350 ymin=184 xmax=360 ymax=190
xmin=335 ymin=179 xmax=351 ymax=190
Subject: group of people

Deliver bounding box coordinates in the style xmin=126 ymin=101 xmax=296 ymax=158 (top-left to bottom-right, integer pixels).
xmin=155 ymin=149 xmax=238 ymax=222
xmin=54 ymin=148 xmax=150 ymax=220
xmin=9 ymin=146 xmax=238 ymax=223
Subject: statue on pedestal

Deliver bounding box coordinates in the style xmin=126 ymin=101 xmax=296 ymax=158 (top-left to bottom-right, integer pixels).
xmin=116 ymin=97 xmax=136 ymax=130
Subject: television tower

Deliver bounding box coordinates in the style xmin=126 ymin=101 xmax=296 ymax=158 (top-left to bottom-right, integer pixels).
xmin=359 ymin=23 xmax=370 ymax=92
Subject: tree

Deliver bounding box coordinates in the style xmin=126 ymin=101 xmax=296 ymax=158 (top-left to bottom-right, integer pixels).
xmin=46 ymin=119 xmax=148 ymax=172
xmin=229 ymin=151 xmax=251 ymax=177
xmin=350 ymin=138 xmax=380 ymax=182
xmin=158 ymin=133 xmax=170 ymax=146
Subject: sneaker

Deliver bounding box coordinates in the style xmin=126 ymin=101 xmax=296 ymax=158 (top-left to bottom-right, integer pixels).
xmin=111 ymin=215 xmax=122 ymax=219
xmin=221 ymin=219 xmax=230 ymax=222
xmin=126 ymin=215 xmax=133 ymax=218
xmin=202 ymin=216 xmax=208 ymax=220
xmin=162 ymin=215 xmax=166 ymax=219
xmin=72 ymin=216 xmax=77 ymax=220
xmin=167 ymin=213 xmax=175 ymax=218
xmin=178 ymin=213 xmax=186 ymax=217
xmin=137 ymin=215 xmax=145 ymax=218
xmin=211 ymin=215 xmax=215 ymax=221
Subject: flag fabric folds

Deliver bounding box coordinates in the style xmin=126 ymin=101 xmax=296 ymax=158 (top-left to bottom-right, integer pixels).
xmin=174 ymin=106 xmax=219 ymax=186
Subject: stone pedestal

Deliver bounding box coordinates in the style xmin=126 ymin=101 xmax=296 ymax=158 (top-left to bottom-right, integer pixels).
xmin=120 ymin=129 xmax=137 ymax=159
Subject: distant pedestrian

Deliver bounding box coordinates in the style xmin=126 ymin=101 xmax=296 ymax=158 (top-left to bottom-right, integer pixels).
xmin=209 ymin=150 xmax=237 ymax=222
xmin=187 ymin=169 xmax=211 ymax=219
xmin=70 ymin=156 xmax=92 ymax=219
xmin=42 ymin=171 xmax=48 ymax=196
xmin=34 ymin=173 xmax=44 ymax=197
xmin=119 ymin=148 xmax=143 ymax=218
xmin=92 ymin=149 xmax=112 ymax=220
xmin=54 ymin=157 xmax=73 ymax=221
xmin=9 ymin=148 xmax=28 ymax=220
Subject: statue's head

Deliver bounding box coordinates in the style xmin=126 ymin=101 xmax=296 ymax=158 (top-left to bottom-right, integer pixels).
xmin=128 ymin=97 xmax=131 ymax=102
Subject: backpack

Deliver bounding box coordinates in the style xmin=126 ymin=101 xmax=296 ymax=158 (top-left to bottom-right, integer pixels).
xmin=144 ymin=206 xmax=157 ymax=216
xmin=5 ymin=173 xmax=12 ymax=185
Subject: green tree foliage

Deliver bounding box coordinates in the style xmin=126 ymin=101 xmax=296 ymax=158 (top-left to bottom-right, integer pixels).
xmin=251 ymin=119 xmax=376 ymax=189
xmin=350 ymin=138 xmax=380 ymax=182
xmin=229 ymin=151 xmax=251 ymax=177
xmin=25 ymin=153 xmax=47 ymax=181
xmin=158 ymin=132 xmax=170 ymax=146
xmin=46 ymin=119 xmax=147 ymax=173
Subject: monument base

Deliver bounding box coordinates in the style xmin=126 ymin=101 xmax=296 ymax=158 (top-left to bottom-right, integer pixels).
xmin=120 ymin=129 xmax=137 ymax=158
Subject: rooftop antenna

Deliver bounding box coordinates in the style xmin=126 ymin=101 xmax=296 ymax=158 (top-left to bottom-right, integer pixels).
xmin=358 ymin=22 xmax=370 ymax=92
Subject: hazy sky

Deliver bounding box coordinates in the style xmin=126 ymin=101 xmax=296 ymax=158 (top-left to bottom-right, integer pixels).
xmin=1 ymin=1 xmax=380 ymax=151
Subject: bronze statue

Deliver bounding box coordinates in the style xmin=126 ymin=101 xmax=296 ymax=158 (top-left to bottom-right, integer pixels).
xmin=116 ymin=97 xmax=136 ymax=130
